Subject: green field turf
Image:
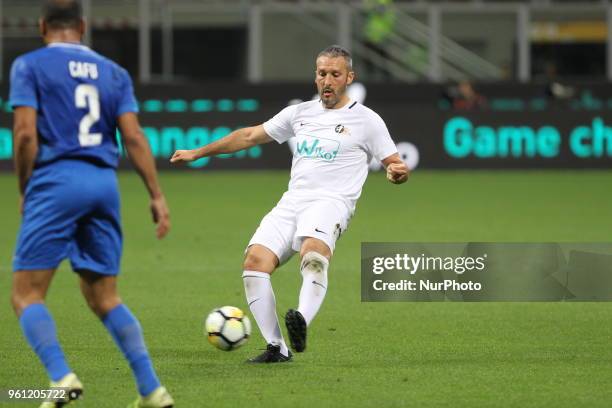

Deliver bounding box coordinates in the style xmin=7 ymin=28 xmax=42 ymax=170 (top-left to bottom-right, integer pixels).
xmin=1 ymin=170 xmax=612 ymax=408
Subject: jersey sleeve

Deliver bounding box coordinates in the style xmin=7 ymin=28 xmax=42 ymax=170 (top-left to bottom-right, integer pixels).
xmin=116 ymin=67 xmax=139 ymax=116
xmin=9 ymin=56 xmax=38 ymax=110
xmin=365 ymin=111 xmax=398 ymax=161
xmin=263 ymin=104 xmax=297 ymax=144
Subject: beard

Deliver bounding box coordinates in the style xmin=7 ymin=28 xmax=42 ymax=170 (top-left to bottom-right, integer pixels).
xmin=319 ymin=83 xmax=347 ymax=108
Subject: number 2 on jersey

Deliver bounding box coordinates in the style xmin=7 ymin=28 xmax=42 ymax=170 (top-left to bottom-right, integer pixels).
xmin=75 ymin=84 xmax=102 ymax=146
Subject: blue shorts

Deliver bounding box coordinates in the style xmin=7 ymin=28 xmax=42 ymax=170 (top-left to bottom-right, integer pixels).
xmin=13 ymin=159 xmax=122 ymax=275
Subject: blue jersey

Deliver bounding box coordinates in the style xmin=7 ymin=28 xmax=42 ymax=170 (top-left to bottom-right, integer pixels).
xmin=9 ymin=42 xmax=138 ymax=168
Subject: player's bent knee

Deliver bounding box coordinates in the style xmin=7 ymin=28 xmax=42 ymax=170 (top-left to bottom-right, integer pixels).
xmin=11 ymin=278 xmax=45 ymax=315
xmin=10 ymin=291 xmax=43 ymax=316
xmin=300 ymin=238 xmax=331 ymax=259
xmin=86 ymin=295 xmax=121 ymax=318
xmin=243 ymin=253 xmax=272 ymax=274
xmin=243 ymin=246 xmax=277 ymax=273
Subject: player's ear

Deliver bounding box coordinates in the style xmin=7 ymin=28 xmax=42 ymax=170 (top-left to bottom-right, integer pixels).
xmin=347 ymin=70 xmax=355 ymax=85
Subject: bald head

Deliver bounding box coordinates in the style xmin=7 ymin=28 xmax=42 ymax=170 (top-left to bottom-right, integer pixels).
xmin=42 ymin=0 xmax=82 ymax=30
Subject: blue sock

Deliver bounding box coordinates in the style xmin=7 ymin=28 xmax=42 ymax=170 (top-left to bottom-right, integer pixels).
xmin=19 ymin=303 xmax=71 ymax=382
xmin=102 ymin=304 xmax=160 ymax=396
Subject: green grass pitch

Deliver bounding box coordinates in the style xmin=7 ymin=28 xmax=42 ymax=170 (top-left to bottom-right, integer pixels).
xmin=1 ymin=170 xmax=612 ymax=407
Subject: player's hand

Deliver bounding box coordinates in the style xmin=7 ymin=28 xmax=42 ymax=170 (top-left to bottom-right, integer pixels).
xmin=386 ymin=162 xmax=409 ymax=184
xmin=150 ymin=195 xmax=171 ymax=239
xmin=170 ymin=149 xmax=198 ymax=163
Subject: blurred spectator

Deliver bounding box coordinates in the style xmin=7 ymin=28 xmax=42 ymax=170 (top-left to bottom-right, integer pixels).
xmin=363 ymin=0 xmax=396 ymax=80
xmin=444 ymin=80 xmax=488 ymax=110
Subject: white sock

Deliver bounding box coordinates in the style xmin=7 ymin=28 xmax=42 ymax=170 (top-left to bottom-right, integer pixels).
xmin=297 ymin=252 xmax=329 ymax=326
xmin=242 ymin=271 xmax=289 ymax=356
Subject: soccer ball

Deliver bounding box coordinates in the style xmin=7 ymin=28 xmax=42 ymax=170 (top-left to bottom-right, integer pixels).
xmin=205 ymin=306 xmax=251 ymax=351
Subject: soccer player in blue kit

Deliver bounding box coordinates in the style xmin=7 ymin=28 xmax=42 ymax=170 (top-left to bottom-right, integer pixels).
xmin=9 ymin=1 xmax=173 ymax=407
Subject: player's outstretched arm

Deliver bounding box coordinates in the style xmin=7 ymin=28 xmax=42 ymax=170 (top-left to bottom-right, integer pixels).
xmin=170 ymin=124 xmax=273 ymax=163
xmin=381 ymin=153 xmax=410 ymax=185
xmin=13 ymin=107 xmax=38 ymax=213
xmin=118 ymin=112 xmax=170 ymax=239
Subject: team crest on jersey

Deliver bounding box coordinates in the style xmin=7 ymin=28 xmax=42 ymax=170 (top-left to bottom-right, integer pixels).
xmin=335 ymin=124 xmax=350 ymax=135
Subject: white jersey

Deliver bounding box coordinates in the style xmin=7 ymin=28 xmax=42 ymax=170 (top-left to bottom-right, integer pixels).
xmin=263 ymin=99 xmax=398 ymax=213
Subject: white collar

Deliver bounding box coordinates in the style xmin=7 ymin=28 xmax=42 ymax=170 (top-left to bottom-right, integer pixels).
xmin=47 ymin=42 xmax=90 ymax=51
xmin=320 ymin=98 xmax=354 ymax=111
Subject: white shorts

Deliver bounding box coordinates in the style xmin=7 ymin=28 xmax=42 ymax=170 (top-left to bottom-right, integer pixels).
xmin=247 ymin=193 xmax=352 ymax=264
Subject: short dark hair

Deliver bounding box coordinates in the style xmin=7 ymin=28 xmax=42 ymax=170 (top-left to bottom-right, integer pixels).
xmin=42 ymin=0 xmax=82 ymax=30
xmin=317 ymin=45 xmax=353 ymax=71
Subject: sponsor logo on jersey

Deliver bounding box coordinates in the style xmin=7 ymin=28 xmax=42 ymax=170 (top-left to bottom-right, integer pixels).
xmin=295 ymin=135 xmax=340 ymax=162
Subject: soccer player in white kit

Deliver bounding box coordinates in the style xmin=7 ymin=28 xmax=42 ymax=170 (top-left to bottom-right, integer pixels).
xmin=171 ymin=45 xmax=409 ymax=362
